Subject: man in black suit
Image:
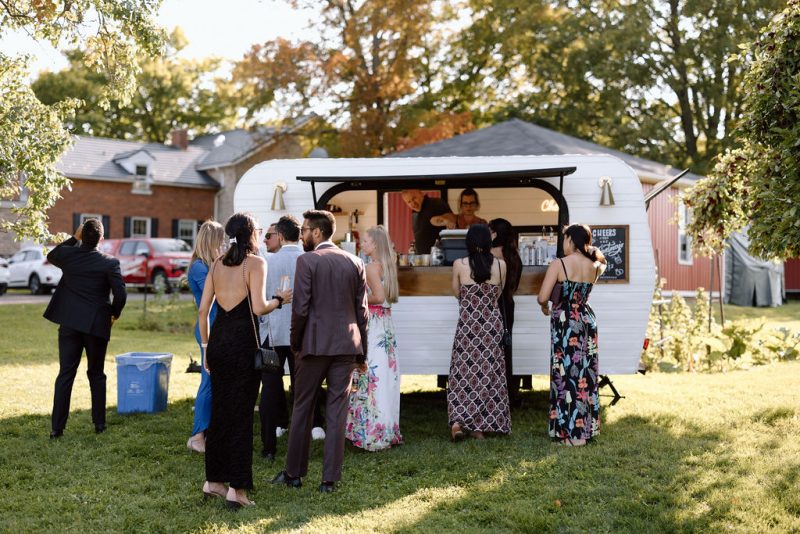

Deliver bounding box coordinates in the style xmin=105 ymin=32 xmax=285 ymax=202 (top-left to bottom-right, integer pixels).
xmin=44 ymin=219 xmax=127 ymax=438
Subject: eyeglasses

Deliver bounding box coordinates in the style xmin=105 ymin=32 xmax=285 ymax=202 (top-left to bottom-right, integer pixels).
xmin=300 ymin=226 xmax=312 ymax=233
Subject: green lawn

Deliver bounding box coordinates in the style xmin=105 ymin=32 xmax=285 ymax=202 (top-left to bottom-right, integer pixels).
xmin=0 ymin=300 xmax=798 ymax=532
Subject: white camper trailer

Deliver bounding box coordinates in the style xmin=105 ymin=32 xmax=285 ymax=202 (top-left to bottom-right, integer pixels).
xmin=234 ymin=155 xmax=655 ymax=382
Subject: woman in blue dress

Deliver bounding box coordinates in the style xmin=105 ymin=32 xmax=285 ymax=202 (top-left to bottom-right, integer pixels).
xmin=538 ymin=224 xmax=606 ymax=446
xmin=186 ymin=221 xmax=225 ymax=453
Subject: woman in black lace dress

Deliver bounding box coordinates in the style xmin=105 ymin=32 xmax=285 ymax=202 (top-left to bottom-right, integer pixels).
xmin=198 ymin=213 xmax=292 ymax=509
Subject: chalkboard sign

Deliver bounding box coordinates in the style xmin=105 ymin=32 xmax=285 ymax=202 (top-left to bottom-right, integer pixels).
xmin=591 ymin=225 xmax=629 ymax=283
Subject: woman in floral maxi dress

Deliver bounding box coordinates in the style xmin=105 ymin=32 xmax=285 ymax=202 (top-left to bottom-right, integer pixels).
xmin=538 ymin=224 xmax=607 ymax=446
xmin=346 ymin=226 xmax=403 ymax=451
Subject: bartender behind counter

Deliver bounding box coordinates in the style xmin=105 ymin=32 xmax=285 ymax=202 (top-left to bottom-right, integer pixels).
xmin=401 ymin=189 xmax=453 ymax=254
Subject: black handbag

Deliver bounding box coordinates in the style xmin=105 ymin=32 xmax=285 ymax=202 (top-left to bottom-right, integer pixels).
xmin=244 ymin=259 xmax=282 ymax=374
xmin=549 ymin=258 xmax=567 ymax=309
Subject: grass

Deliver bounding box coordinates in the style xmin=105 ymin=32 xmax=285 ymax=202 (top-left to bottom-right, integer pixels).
xmin=0 ymin=301 xmax=799 ymax=532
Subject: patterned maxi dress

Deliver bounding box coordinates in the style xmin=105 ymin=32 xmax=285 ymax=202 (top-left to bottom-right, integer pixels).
xmin=549 ymin=277 xmax=600 ymax=442
xmin=448 ymin=283 xmax=511 ymax=433
xmin=346 ymin=295 xmax=404 ymax=451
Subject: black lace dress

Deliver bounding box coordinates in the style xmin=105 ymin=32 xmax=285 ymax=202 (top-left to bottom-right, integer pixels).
xmin=204 ymin=297 xmax=261 ymax=489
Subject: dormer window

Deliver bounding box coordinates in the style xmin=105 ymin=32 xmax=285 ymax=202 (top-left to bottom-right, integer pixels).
xmin=113 ymin=149 xmax=156 ymax=195
xmin=135 ymin=165 xmax=148 ymax=177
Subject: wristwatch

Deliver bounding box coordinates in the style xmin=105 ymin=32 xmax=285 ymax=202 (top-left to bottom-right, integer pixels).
xmin=271 ymin=295 xmax=284 ymax=309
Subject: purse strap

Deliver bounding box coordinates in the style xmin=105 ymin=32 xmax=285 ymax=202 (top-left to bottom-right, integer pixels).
xmin=243 ymin=257 xmax=271 ymax=348
xmin=497 ymin=258 xmax=509 ymax=334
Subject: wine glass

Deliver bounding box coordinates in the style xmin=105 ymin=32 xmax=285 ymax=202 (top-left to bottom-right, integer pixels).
xmin=279 ymin=275 xmax=291 ymax=292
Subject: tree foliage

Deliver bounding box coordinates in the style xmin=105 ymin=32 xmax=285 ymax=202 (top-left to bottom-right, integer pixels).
xmin=684 ymin=0 xmax=800 ymax=259
xmin=32 ymin=28 xmax=237 ymax=143
xmin=0 ymin=0 xmax=165 ymax=243
xmin=441 ymin=0 xmax=782 ymax=174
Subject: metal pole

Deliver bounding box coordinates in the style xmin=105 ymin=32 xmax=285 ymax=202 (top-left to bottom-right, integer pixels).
xmin=717 ymin=254 xmax=725 ymax=324
xmin=708 ymin=254 xmax=714 ymax=332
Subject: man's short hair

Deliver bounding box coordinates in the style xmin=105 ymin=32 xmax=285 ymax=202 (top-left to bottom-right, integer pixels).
xmin=82 ymin=218 xmax=103 ymax=248
xmin=302 ymin=210 xmax=336 ymax=240
xmin=275 ymin=214 xmax=300 ymax=242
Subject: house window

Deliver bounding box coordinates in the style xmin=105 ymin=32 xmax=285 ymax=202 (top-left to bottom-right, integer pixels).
xmin=131 ymin=217 xmax=151 ymax=238
xmin=80 ymin=213 xmax=102 ymax=225
xmin=132 ymin=165 xmax=152 ymax=195
xmin=678 ymin=201 xmax=693 ymax=265
xmin=178 ymin=220 xmax=197 ymax=245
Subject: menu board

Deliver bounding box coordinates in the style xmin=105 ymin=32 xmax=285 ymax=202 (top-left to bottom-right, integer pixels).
xmin=591 ymin=225 xmax=629 ymax=283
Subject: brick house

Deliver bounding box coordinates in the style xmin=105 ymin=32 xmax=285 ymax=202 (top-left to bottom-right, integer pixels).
xmin=0 ymin=122 xmax=306 ymax=255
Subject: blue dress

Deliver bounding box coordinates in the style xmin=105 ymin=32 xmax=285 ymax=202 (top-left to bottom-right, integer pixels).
xmin=188 ymin=259 xmax=217 ymax=436
xmin=549 ymin=277 xmax=600 ymax=442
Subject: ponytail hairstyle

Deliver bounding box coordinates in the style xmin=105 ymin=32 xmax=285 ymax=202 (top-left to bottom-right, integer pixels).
xmin=489 ymin=218 xmax=522 ymax=293
xmin=465 ymin=224 xmax=494 ymax=283
xmin=222 ymin=212 xmax=259 ymax=266
xmin=564 ymin=223 xmax=606 ymax=265
xmin=366 ymin=225 xmax=399 ymax=304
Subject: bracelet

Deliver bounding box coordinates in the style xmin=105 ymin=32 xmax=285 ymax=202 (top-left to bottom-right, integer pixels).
xmin=201 ymin=343 xmax=208 ymax=348
xmin=271 ymin=295 xmax=284 ymax=309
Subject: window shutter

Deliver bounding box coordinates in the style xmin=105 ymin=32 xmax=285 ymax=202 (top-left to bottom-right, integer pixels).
xmin=197 ymin=220 xmax=204 ymax=231
xmin=123 ymin=217 xmax=131 ymax=238
xmin=102 ymin=215 xmax=110 ymax=238
xmin=172 ymin=219 xmax=179 ymax=238
xmin=151 ymin=218 xmax=159 ymax=237
xmin=72 ymin=213 xmax=81 ymax=231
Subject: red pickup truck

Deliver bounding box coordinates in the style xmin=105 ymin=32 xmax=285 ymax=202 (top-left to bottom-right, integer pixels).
xmin=101 ymin=238 xmax=192 ymax=292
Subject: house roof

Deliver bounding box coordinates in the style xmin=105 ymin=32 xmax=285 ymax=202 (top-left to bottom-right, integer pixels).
xmin=389 ymin=118 xmax=703 ymax=182
xmin=58 ymin=136 xmax=219 ymax=188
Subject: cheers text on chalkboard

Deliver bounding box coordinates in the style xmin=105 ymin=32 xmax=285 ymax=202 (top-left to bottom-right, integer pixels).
xmin=591 ymin=225 xmax=629 ymax=283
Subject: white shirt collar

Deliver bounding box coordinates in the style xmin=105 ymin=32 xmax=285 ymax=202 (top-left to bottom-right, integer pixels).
xmin=315 ymin=240 xmax=335 ymax=250
xmin=280 ymin=242 xmax=302 ymax=250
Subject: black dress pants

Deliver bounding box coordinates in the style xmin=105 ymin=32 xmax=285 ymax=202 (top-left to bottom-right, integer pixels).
xmin=259 ymin=343 xmax=325 ymax=455
xmin=51 ymin=325 xmax=109 ymax=432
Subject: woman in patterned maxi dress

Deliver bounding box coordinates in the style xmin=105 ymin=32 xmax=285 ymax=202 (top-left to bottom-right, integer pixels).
xmin=346 ymin=226 xmax=404 ymax=451
xmin=537 ymin=224 xmax=607 ymax=446
xmin=448 ymin=224 xmax=511 ymax=441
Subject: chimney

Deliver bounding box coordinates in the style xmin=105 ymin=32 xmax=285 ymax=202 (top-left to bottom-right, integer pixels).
xmin=170 ymin=128 xmax=189 ymax=150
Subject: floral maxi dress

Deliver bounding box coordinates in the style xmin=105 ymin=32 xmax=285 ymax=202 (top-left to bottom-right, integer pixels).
xmin=549 ymin=277 xmax=600 ymax=442
xmin=346 ymin=303 xmax=404 ymax=451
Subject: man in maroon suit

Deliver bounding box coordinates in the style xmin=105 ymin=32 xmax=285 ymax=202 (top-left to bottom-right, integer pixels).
xmin=272 ymin=209 xmax=368 ymax=493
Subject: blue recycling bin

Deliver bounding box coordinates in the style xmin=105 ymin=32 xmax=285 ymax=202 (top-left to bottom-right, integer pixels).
xmin=116 ymin=352 xmax=172 ymax=414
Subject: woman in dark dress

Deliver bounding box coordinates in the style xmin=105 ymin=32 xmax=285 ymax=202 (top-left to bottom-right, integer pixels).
xmin=537 ymin=224 xmax=606 ymax=446
xmin=489 ymin=218 xmax=523 ymax=407
xmin=448 ymin=224 xmax=511 ymax=441
xmin=198 ymin=213 xmax=292 ymax=508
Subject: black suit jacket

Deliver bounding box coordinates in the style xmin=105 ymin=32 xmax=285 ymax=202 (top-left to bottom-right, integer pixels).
xmin=43 ymin=237 xmax=127 ymax=340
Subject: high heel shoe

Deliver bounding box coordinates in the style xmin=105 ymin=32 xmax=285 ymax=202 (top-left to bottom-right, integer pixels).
xmin=187 ymin=436 xmax=205 ymax=454
xmin=202 ymin=482 xmax=226 ymax=501
xmin=450 ymin=423 xmax=466 ymax=442
xmin=225 ymin=497 xmax=255 ymax=510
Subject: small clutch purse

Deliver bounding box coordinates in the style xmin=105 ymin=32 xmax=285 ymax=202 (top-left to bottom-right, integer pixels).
xmin=549 ymin=280 xmax=563 ymax=309
xmin=254 ymin=346 xmax=282 ymax=374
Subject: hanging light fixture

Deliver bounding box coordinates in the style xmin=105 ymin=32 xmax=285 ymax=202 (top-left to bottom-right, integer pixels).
xmin=599 ymin=176 xmax=615 ymax=206
xmin=272 ymin=181 xmax=287 ymax=210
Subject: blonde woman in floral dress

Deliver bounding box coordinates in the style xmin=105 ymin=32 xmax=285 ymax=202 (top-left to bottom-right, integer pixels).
xmin=346 ymin=226 xmax=404 ymax=451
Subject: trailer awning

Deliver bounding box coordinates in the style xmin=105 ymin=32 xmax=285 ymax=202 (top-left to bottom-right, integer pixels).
xmin=644 ymin=168 xmax=690 ymax=211
xmin=297 ymin=166 xmax=577 ymax=207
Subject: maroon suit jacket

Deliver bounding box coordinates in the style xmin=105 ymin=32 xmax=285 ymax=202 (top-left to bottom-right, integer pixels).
xmin=290 ymin=242 xmax=369 ymax=359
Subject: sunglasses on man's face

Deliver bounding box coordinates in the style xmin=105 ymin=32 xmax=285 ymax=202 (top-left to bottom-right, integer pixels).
xmin=264 ymin=232 xmax=276 ymax=240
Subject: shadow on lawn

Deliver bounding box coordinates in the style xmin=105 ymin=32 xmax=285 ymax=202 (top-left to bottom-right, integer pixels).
xmin=0 ymin=391 xmax=763 ymax=532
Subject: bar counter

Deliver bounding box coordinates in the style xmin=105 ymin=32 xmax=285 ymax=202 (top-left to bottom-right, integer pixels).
xmin=398 ymin=265 xmax=548 ymax=297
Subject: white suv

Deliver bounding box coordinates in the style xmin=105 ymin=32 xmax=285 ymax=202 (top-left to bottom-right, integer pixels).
xmin=6 ymin=247 xmax=62 ymax=294
xmin=0 ymin=258 xmax=8 ymax=296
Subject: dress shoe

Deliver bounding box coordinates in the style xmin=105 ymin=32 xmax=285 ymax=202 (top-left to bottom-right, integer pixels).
xmin=225 ymin=498 xmax=255 ymax=510
xmin=271 ymin=470 xmax=302 ymax=488
xmin=261 ymin=451 xmax=275 ymax=462
xmin=319 ymin=481 xmax=336 ymax=493
xmin=49 ymin=430 xmax=63 ymax=439
xmin=95 ymin=425 xmax=106 ymax=434
xmin=187 ymin=436 xmax=205 ymax=453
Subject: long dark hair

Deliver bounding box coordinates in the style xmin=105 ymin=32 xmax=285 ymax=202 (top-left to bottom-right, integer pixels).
xmin=222 ymin=212 xmax=258 ymax=266
xmin=466 ymin=224 xmax=494 ymax=284
xmin=564 ymin=223 xmax=607 ymax=264
xmin=489 ymin=218 xmax=522 ymax=293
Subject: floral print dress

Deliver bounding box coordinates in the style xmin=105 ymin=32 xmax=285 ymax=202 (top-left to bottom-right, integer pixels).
xmin=549 ymin=275 xmax=600 ymax=442
xmin=346 ymin=293 xmax=404 ymax=451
